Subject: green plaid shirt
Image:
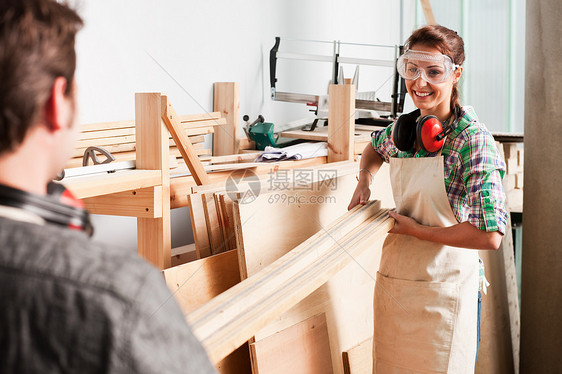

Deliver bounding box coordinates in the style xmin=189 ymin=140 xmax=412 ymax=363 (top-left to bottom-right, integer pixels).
xmin=372 ymin=106 xmax=508 ymax=234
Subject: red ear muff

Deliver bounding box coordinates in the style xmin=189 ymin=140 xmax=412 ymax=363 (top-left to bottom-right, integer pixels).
xmin=393 ymin=107 xmax=460 ymax=153
xmin=417 ymin=115 xmax=445 ymax=153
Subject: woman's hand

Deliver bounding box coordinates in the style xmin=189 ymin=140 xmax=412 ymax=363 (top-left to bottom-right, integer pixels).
xmin=388 ymin=210 xmax=420 ymax=236
xmin=388 ymin=211 xmax=502 ymax=250
xmin=347 ymin=181 xmax=371 ymax=210
xmin=348 ymin=146 xmax=384 ymax=210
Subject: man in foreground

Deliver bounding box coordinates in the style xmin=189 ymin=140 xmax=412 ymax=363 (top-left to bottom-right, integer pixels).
xmin=0 ymin=1 xmax=216 ymax=372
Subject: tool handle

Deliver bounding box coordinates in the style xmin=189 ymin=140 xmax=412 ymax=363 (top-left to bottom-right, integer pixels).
xmin=269 ymin=37 xmax=280 ymax=98
xmin=249 ymin=115 xmax=264 ymax=128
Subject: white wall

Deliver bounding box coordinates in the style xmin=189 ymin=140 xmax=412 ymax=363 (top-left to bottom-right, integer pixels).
xmin=72 ymin=0 xmax=411 ymax=251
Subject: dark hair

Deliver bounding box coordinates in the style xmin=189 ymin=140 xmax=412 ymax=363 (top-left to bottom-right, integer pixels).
xmin=0 ymin=0 xmax=83 ymax=154
xmin=405 ymin=25 xmax=465 ymax=112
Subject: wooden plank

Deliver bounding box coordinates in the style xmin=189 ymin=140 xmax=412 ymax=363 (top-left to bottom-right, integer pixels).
xmin=213 ymin=82 xmax=240 ymax=155
xmin=79 ymin=119 xmax=135 ymax=132
xmin=209 ymin=153 xmax=260 ymax=164
xmin=476 ymin=243 xmax=517 ymax=373
xmin=280 ymin=127 xmax=329 ymax=142
xmin=202 ymin=192 xmax=226 ymax=255
xmin=184 ymin=126 xmax=215 ymax=137
xmin=73 ymin=142 xmax=137 ymax=158
xmin=162 ymin=249 xmax=251 ymax=374
xmin=171 ymin=162 xmax=259 ymax=176
xmin=354 ymin=140 xmax=370 ymax=155
xmin=171 ymin=243 xmax=198 ymax=267
xmin=62 ymin=169 xmax=161 ymax=199
xmin=77 ymin=125 xmax=207 ymax=145
xmin=342 ymin=337 xmax=373 ymax=374
xmin=171 ymin=176 xmax=199 ymax=209
xmin=220 ymin=193 xmax=238 ymax=251
xmin=135 ymin=92 xmax=171 ymax=270
xmin=177 ymin=112 xmax=221 ymax=123
xmin=181 ymin=117 xmax=227 ymax=129
xmin=187 ymin=193 xmax=212 ymax=259
xmin=238 ymin=138 xmax=255 ymax=151
xmin=205 ymin=163 xmax=258 ymax=172
xmin=214 ymin=193 xmax=229 ymax=252
xmin=161 ymin=94 xmax=210 ymax=185
xmin=420 ymin=0 xmax=436 ymax=25
xmin=190 ymin=142 xmax=206 ymax=151
xmin=189 ymin=135 xmax=206 ymax=144
xmin=75 ymin=134 xmax=137 ymax=149
xmin=82 ymin=186 xmax=162 ymax=218
xmin=250 ymin=313 xmax=333 ymax=374
xmin=78 ymin=126 xmax=135 ymax=141
xmin=65 ymin=157 xmax=84 ymax=169
xmin=163 ymin=249 xmax=241 ymax=314
xmin=196 ymin=148 xmax=212 ymax=157
xmin=187 ymin=201 xmax=393 ymax=364
xmin=502 ymin=142 xmax=519 ymax=160
xmin=68 ymin=149 xmax=139 ymax=168
xmin=500 ymin=214 xmax=521 ymax=373
xmin=328 ymin=84 xmax=355 ymax=162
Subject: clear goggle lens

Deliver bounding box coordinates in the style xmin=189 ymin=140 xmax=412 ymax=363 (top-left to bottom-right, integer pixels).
xmin=397 ymin=50 xmax=459 ymax=84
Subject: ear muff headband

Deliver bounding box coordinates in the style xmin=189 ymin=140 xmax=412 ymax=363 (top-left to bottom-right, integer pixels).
xmin=0 ymin=183 xmax=93 ymax=236
xmin=393 ymin=107 xmax=461 ymax=153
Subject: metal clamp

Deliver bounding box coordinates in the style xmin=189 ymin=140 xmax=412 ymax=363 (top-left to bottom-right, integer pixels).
xmin=82 ymin=146 xmax=116 ymax=167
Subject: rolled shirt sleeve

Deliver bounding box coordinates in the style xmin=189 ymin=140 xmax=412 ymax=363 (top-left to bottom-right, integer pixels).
xmin=461 ymin=130 xmax=509 ymax=234
xmin=371 ymin=124 xmax=399 ymax=162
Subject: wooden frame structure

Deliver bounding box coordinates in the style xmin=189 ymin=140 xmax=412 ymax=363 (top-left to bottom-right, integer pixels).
xmin=62 ymin=83 xmax=362 ymax=269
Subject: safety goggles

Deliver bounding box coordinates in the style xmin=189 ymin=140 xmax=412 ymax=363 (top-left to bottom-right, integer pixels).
xmin=397 ymin=50 xmax=460 ymax=84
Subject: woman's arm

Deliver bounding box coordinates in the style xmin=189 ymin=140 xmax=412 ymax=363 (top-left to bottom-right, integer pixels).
xmin=389 ymin=210 xmax=503 ymax=250
xmin=348 ymin=144 xmax=384 ymax=210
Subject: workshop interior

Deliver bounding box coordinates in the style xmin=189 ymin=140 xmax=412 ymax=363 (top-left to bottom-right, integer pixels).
xmin=3 ymin=0 xmax=561 ymax=372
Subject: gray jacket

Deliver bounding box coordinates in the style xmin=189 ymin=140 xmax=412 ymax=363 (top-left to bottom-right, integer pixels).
xmin=0 ymin=215 xmax=216 ymax=373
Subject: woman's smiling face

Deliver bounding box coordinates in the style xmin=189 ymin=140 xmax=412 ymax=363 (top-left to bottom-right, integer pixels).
xmin=405 ymin=44 xmax=462 ymax=119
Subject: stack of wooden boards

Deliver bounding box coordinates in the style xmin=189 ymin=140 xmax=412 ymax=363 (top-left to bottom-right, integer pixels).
xmin=502 ymin=142 xmax=524 ymax=213
xmin=66 ymin=109 xmax=224 ymax=169
xmin=184 ymin=161 xmax=389 ymax=260
xmin=163 ymin=156 xmax=520 ymax=373
xmin=165 ymin=161 xmax=395 ymax=373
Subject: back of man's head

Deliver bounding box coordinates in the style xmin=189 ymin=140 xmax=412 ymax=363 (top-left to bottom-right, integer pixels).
xmin=0 ymin=0 xmax=83 ymax=155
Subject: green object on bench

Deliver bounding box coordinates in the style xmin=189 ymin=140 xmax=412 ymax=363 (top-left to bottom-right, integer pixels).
xmin=248 ymin=122 xmax=278 ymax=151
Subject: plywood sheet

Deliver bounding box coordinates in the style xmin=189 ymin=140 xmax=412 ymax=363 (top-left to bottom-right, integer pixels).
xmin=163 ymin=250 xmax=250 ymax=373
xmin=235 ymin=173 xmax=391 ymax=374
xmin=342 ymin=337 xmax=372 ymax=374
xmin=250 ymin=313 xmax=333 ymax=374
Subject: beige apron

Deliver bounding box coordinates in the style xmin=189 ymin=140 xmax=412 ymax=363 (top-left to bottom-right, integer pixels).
xmin=373 ymin=156 xmax=479 ymax=374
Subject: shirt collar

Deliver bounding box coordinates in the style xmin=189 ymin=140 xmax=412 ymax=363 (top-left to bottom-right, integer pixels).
xmin=450 ymin=105 xmax=478 ymax=137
